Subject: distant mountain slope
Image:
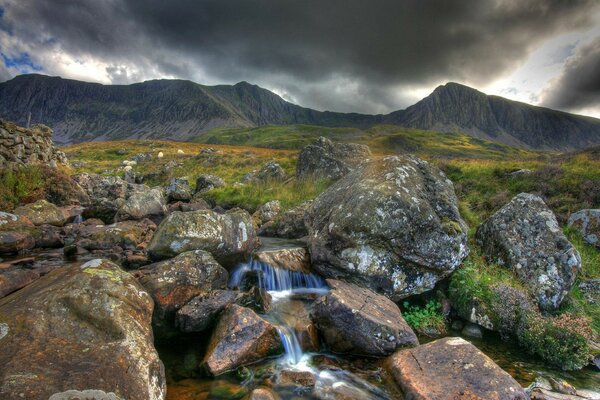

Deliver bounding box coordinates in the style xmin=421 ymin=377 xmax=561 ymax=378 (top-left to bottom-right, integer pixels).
xmin=385 ymin=83 xmax=600 ymax=150
xmin=1 ymin=74 xmax=600 ymax=150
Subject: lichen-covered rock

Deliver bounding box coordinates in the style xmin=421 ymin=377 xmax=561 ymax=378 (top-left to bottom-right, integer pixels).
xmin=0 ymin=259 xmax=165 ymax=400
xmin=166 ymin=177 xmax=192 ymax=202
xmin=147 ymin=208 xmax=258 ymax=261
xmin=175 ymin=290 xmax=240 ymax=333
xmin=73 ymin=218 xmax=156 ymax=251
xmin=386 ymin=337 xmax=527 ymax=400
xmin=195 ymin=174 xmax=225 ymax=193
xmin=306 ymin=155 xmax=468 ymax=300
xmin=253 ymin=200 xmax=282 ymax=227
xmin=296 ymin=136 xmax=371 ymax=181
xmin=14 ymin=199 xmax=68 ymax=226
xmin=203 ymin=304 xmax=282 ymax=375
xmin=311 ymin=279 xmax=418 ymax=356
xmin=255 ymin=161 xmax=286 ymax=182
xmin=477 ymin=193 xmax=581 ymax=311
xmin=258 ymin=202 xmax=311 ymax=239
xmin=73 ymin=173 xmax=130 ymax=222
xmin=568 ymin=209 xmax=600 ymax=248
xmin=114 ymin=186 xmax=167 ymax=222
xmin=138 ymin=250 xmax=228 ymax=338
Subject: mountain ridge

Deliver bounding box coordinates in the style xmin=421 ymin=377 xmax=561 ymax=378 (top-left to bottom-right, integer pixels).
xmin=1 ymin=74 xmax=600 ymax=150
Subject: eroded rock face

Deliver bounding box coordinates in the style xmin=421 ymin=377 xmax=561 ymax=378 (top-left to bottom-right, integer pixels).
xmin=568 ymin=209 xmax=600 ymax=248
xmin=138 ymin=250 xmax=228 ymax=338
xmin=147 ymin=208 xmax=258 ymax=261
xmin=0 ymin=259 xmax=165 ymax=400
xmin=73 ymin=173 xmax=130 ymax=222
xmin=311 ymin=279 xmax=418 ymax=356
xmin=477 ymin=193 xmax=581 ymax=311
xmin=296 ymin=137 xmax=371 ymax=181
xmin=115 ymin=186 xmax=167 ymax=222
xmin=203 ymin=304 xmax=282 ymax=375
xmin=386 ymin=337 xmax=527 ymax=400
xmin=306 ymin=155 xmax=468 ymax=300
xmin=13 ymin=199 xmax=68 ymax=226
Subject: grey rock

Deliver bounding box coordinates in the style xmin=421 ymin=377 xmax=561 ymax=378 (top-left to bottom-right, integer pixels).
xmin=258 ymin=202 xmax=311 ymax=239
xmin=166 ymin=177 xmax=192 ymax=202
xmin=115 ymin=185 xmax=167 ymax=222
xmin=195 ymin=174 xmax=225 ymax=193
xmin=568 ymin=209 xmax=600 ymax=248
xmin=255 ymin=161 xmax=286 ymax=182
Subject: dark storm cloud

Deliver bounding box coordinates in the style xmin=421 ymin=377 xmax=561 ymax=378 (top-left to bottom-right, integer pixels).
xmin=1 ymin=0 xmax=599 ymax=113
xmin=542 ymin=38 xmax=600 ymax=113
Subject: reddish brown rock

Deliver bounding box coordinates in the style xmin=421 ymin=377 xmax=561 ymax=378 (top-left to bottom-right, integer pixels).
xmin=175 ymin=290 xmax=240 ymax=333
xmin=387 ymin=337 xmax=527 ymax=400
xmin=0 ymin=259 xmax=165 ymax=400
xmin=255 ymin=246 xmax=311 ymax=273
xmin=203 ymin=304 xmax=282 ymax=375
xmin=277 ymin=370 xmax=316 ymax=388
xmin=311 ymin=279 xmax=418 ymax=356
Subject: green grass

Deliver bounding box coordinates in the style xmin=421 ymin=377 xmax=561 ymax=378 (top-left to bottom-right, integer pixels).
xmin=401 ymin=300 xmax=447 ymax=336
xmin=0 ymin=165 xmax=45 ymax=211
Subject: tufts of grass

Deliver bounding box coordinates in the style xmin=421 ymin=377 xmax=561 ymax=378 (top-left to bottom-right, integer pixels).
xmin=401 ymin=300 xmax=447 ymax=337
xmin=0 ymin=165 xmax=45 ymax=211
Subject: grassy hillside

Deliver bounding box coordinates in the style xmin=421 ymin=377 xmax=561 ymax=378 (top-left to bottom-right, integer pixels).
xmin=195 ymin=124 xmax=539 ymax=159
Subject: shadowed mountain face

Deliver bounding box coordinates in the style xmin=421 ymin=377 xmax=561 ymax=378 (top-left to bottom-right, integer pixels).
xmin=1 ymin=74 xmax=600 ymax=150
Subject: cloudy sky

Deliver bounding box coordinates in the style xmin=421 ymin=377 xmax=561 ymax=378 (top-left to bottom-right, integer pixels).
xmin=0 ymin=0 xmax=599 ymax=117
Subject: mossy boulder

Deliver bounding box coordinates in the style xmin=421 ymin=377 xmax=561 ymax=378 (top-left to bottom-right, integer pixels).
xmin=306 ymin=155 xmax=468 ymax=300
xmin=0 ymin=259 xmax=165 ymax=399
xmin=14 ymin=199 xmax=68 ymax=226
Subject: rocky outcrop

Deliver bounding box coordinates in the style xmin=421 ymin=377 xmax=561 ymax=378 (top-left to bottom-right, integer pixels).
xmin=13 ymin=199 xmax=68 ymax=226
xmin=0 ymin=259 xmax=165 ymax=400
xmin=386 ymin=337 xmax=527 ymax=400
xmin=311 ymin=279 xmax=418 ymax=356
xmin=296 ymin=137 xmax=371 ymax=180
xmin=166 ymin=177 xmax=192 ymax=202
xmin=0 ymin=119 xmax=68 ymax=167
xmin=147 ymin=208 xmax=258 ymax=261
xmin=258 ymin=202 xmax=311 ymax=238
xmin=203 ymin=304 xmax=282 ymax=375
xmin=115 ymin=186 xmax=167 ymax=222
xmin=306 ymin=155 xmax=468 ymax=300
xmin=476 ymin=193 xmax=581 ymax=311
xmin=138 ymin=250 xmax=228 ymax=338
xmin=195 ymin=174 xmax=225 ymax=193
xmin=73 ymin=173 xmax=130 ymax=222
xmin=568 ymin=209 xmax=600 ymax=248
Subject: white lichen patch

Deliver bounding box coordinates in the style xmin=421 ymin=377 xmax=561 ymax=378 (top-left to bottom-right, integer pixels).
xmin=446 ymin=337 xmax=468 ymax=346
xmin=0 ymin=322 xmax=8 ymax=341
xmin=80 ymin=259 xmax=104 ymax=270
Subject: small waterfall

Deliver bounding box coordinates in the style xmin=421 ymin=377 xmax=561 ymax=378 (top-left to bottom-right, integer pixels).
xmin=228 ymin=260 xmax=328 ymax=293
xmin=277 ymin=324 xmax=304 ymax=366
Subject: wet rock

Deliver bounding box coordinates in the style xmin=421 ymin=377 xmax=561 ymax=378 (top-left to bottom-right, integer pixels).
xmin=115 ymin=185 xmax=167 ymax=222
xmin=387 ymin=337 xmax=527 ymax=400
xmin=477 ymin=193 xmax=581 ymax=311
xmin=259 ymin=202 xmax=311 ymax=239
xmin=238 ymin=286 xmax=272 ymax=314
xmin=306 ymin=155 xmax=468 ymax=300
xmin=527 ymin=376 xmax=600 ymax=400
xmin=568 ymin=209 xmax=600 ymax=248
xmin=31 ymin=224 xmax=64 ymax=248
xmin=14 ymin=199 xmax=68 ymax=226
xmin=255 ymin=246 xmax=311 ymax=273
xmin=311 ymin=279 xmax=418 ymax=356
xmin=277 ymin=370 xmax=316 ymax=388
xmin=273 ymin=298 xmax=319 ymax=352
xmin=166 ymin=177 xmax=192 ymax=202
xmin=73 ymin=218 xmax=156 ymax=251
xmin=249 ymin=387 xmax=279 ymax=400
xmin=253 ymin=200 xmax=282 ymax=227
xmin=175 ymin=290 xmax=239 ymax=333
xmin=255 ymin=161 xmax=286 ymax=182
xmin=461 ymin=322 xmax=484 ymax=339
xmin=0 ymin=267 xmax=39 ymax=299
xmin=203 ymin=304 xmax=282 ymax=375
xmin=0 ymin=259 xmax=165 ymax=400
xmin=296 ymin=136 xmax=371 ymax=181
xmin=195 ymin=174 xmax=225 ymax=193
xmin=72 ymin=173 xmax=133 ymax=222
xmin=138 ymin=250 xmax=228 ymax=338
xmin=0 ymin=212 xmax=35 ymax=254
xmin=147 ymin=208 xmax=258 ymax=262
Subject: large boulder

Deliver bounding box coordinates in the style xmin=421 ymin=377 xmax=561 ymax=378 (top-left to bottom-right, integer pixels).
xmin=476 ymin=193 xmax=581 ymax=311
xmin=203 ymin=304 xmax=282 ymax=375
xmin=306 ymin=155 xmax=468 ymax=300
xmin=296 ymin=137 xmax=371 ymax=181
xmin=73 ymin=173 xmax=130 ymax=222
xmin=13 ymin=200 xmax=68 ymax=226
xmin=115 ymin=186 xmax=167 ymax=222
xmin=255 ymin=161 xmax=286 ymax=182
xmin=147 ymin=208 xmax=258 ymax=261
xmin=0 ymin=259 xmax=165 ymax=400
xmin=138 ymin=250 xmax=228 ymax=337
xmin=72 ymin=218 xmax=156 ymax=251
xmin=166 ymin=177 xmax=192 ymax=202
xmin=311 ymin=279 xmax=418 ymax=356
xmin=258 ymin=202 xmax=311 ymax=239
xmin=386 ymin=337 xmax=526 ymax=400
xmin=568 ymin=209 xmax=600 ymax=248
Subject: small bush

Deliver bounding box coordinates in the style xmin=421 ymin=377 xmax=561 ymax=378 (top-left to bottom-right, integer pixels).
xmin=402 ymin=300 xmax=447 ymax=337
